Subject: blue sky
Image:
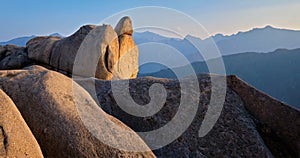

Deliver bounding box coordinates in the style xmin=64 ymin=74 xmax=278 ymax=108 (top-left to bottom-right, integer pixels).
xmin=0 ymin=0 xmax=300 ymax=41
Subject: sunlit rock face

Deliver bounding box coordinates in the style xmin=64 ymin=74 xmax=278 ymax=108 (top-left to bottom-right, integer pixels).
xmin=0 ymin=65 xmax=155 ymax=157
xmin=114 ymin=16 xmax=139 ymax=79
xmin=26 ymin=16 xmax=138 ymax=80
xmin=0 ymin=89 xmax=43 ymax=158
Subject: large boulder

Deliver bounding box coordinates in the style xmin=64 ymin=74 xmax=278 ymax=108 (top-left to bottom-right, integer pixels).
xmin=26 ymin=25 xmax=95 ymax=75
xmin=77 ymin=75 xmax=280 ymax=157
xmin=0 ymin=89 xmax=43 ymax=157
xmin=84 ymin=75 xmax=300 ymax=157
xmin=51 ymin=25 xmax=96 ymax=74
xmin=27 ymin=36 xmax=62 ymax=64
xmin=0 ymin=45 xmax=33 ymax=70
xmin=26 ymin=16 xmax=139 ymax=80
xmin=0 ymin=65 xmax=155 ymax=157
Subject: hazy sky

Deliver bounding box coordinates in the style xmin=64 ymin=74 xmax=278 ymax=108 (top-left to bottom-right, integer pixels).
xmin=0 ymin=0 xmax=300 ymax=41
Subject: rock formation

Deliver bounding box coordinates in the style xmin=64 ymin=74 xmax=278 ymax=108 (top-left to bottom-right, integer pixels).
xmin=26 ymin=25 xmax=95 ymax=75
xmin=227 ymin=75 xmax=300 ymax=157
xmin=27 ymin=36 xmax=62 ymax=64
xmin=0 ymin=89 xmax=43 ymax=157
xmin=0 ymin=66 xmax=155 ymax=157
xmin=26 ymin=16 xmax=138 ymax=80
xmin=74 ymin=74 xmax=299 ymax=158
xmin=0 ymin=61 xmax=298 ymax=157
xmin=0 ymin=45 xmax=33 ymax=69
xmin=114 ymin=16 xmax=139 ymax=79
xmin=83 ymin=75 xmax=271 ymax=157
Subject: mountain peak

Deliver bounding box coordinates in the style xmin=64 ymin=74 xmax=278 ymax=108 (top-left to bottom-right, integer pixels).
xmin=260 ymin=25 xmax=276 ymax=30
xmin=184 ymin=34 xmax=202 ymax=41
xmin=49 ymin=33 xmax=64 ymax=37
xmin=264 ymin=25 xmax=274 ymax=29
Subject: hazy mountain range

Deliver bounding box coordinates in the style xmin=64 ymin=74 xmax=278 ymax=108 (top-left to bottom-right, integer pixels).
xmin=0 ymin=33 xmax=63 ymax=46
xmin=139 ymin=48 xmax=300 ymax=109
xmin=135 ymin=25 xmax=300 ymax=73
xmin=134 ymin=25 xmax=300 ymax=55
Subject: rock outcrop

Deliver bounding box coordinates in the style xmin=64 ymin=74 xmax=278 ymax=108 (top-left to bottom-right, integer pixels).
xmin=0 ymin=89 xmax=43 ymax=157
xmin=26 ymin=16 xmax=138 ymax=80
xmin=114 ymin=16 xmax=139 ymax=79
xmin=0 ymin=64 xmax=298 ymax=157
xmin=0 ymin=45 xmax=33 ymax=70
xmin=227 ymin=75 xmax=300 ymax=157
xmin=26 ymin=25 xmax=95 ymax=75
xmin=73 ymin=74 xmax=299 ymax=157
xmin=77 ymin=75 xmax=273 ymax=157
xmin=0 ymin=66 xmax=155 ymax=157
xmin=27 ymin=36 xmax=62 ymax=64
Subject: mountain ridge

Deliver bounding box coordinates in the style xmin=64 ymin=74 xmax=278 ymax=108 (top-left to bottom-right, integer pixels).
xmin=139 ymin=48 xmax=300 ymax=109
xmin=135 ymin=25 xmax=300 ymax=71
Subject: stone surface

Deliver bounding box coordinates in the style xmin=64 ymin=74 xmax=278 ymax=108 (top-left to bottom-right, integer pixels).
xmin=114 ymin=16 xmax=133 ymax=36
xmin=113 ymin=34 xmax=139 ymax=79
xmin=0 ymin=63 xmax=298 ymax=157
xmin=26 ymin=16 xmax=139 ymax=80
xmin=51 ymin=25 xmax=96 ymax=73
xmin=113 ymin=16 xmax=138 ymax=79
xmin=0 ymin=65 xmax=155 ymax=158
xmin=227 ymin=75 xmax=300 ymax=158
xmin=76 ymin=24 xmax=120 ymax=80
xmin=0 ymin=45 xmax=33 ymax=70
xmin=26 ymin=25 xmax=96 ymax=74
xmin=76 ymin=75 xmax=274 ymax=157
xmin=0 ymin=89 xmax=43 ymax=157
xmin=27 ymin=36 xmax=61 ymax=64
xmin=0 ymin=46 xmax=5 ymax=55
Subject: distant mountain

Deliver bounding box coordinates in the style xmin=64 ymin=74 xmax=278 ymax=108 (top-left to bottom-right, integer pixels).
xmin=133 ymin=31 xmax=205 ymax=73
xmin=139 ymin=48 xmax=300 ymax=109
xmin=134 ymin=31 xmax=204 ymax=63
xmin=214 ymin=26 xmax=300 ymax=55
xmin=134 ymin=26 xmax=300 ymax=73
xmin=0 ymin=35 xmax=36 ymax=46
xmin=0 ymin=33 xmax=63 ymax=46
xmin=133 ymin=31 xmax=173 ymax=43
xmin=49 ymin=33 xmax=64 ymax=37
xmin=135 ymin=26 xmax=300 ymax=55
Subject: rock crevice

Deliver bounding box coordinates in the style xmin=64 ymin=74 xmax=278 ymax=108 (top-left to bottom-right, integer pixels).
xmin=0 ymin=126 xmax=7 ymax=156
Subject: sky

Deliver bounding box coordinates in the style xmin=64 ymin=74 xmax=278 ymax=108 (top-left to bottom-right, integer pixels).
xmin=0 ymin=0 xmax=300 ymax=41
